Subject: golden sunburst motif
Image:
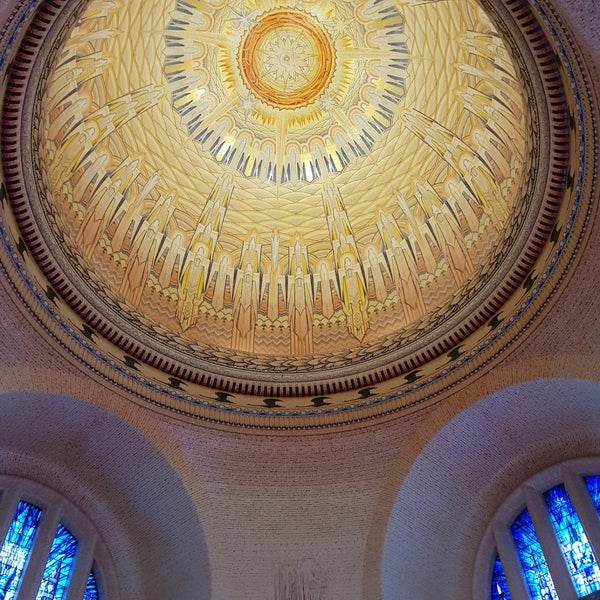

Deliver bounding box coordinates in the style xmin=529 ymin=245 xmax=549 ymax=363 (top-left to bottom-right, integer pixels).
xmin=164 ymin=0 xmax=408 ymax=182
xmin=33 ymin=0 xmax=529 ymax=357
xmin=239 ymin=10 xmax=335 ymax=108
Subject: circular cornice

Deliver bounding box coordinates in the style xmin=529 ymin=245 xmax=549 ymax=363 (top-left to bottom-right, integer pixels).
xmin=0 ymin=0 xmax=595 ymax=429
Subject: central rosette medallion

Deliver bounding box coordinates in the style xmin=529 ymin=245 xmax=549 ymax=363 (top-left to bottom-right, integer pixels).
xmin=239 ymin=10 xmax=335 ymax=108
xmin=164 ymin=0 xmax=411 ymax=182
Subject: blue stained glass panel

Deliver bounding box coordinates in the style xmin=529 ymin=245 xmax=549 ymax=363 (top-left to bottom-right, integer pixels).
xmin=83 ymin=570 xmax=100 ymax=600
xmin=491 ymin=554 xmax=512 ymax=599
xmin=0 ymin=500 xmax=43 ymax=599
xmin=35 ymin=523 xmax=78 ymax=600
xmin=585 ymin=476 xmax=600 ymax=516
xmin=544 ymin=484 xmax=600 ymax=597
xmin=511 ymin=508 xmax=558 ymax=600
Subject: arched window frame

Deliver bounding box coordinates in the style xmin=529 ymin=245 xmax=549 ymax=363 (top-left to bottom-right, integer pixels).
xmin=474 ymin=458 xmax=600 ymax=600
xmin=0 ymin=474 xmax=117 ymax=600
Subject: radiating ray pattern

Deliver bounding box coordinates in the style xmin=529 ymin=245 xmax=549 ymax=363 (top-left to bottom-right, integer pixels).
xmin=33 ymin=0 xmax=531 ymax=367
xmin=164 ymin=0 xmax=410 ymax=182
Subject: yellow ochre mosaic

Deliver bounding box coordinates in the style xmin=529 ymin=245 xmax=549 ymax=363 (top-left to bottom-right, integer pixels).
xmin=2 ymin=0 xmax=588 ymax=424
xmin=36 ymin=0 xmax=527 ymax=358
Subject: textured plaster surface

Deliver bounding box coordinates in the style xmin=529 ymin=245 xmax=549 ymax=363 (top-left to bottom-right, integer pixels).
xmin=0 ymin=0 xmax=597 ymax=598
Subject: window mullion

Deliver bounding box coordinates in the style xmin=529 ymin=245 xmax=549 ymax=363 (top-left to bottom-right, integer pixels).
xmin=524 ymin=486 xmax=578 ymax=600
xmin=0 ymin=486 xmax=22 ymax=548
xmin=17 ymin=501 xmax=62 ymax=599
xmin=493 ymin=519 xmax=530 ymax=600
xmin=562 ymin=466 xmax=600 ymax=562
xmin=65 ymin=535 xmax=97 ymax=600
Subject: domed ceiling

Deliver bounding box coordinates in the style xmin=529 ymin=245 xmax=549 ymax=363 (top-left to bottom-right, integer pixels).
xmin=0 ymin=0 xmax=594 ymax=428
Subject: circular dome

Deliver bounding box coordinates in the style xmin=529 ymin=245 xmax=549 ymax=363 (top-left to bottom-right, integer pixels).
xmin=0 ymin=0 xmax=594 ymax=428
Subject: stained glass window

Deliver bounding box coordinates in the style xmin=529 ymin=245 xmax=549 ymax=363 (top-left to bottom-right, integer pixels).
xmin=585 ymin=476 xmax=600 ymax=516
xmin=35 ymin=522 xmax=78 ymax=600
xmin=83 ymin=570 xmax=100 ymax=600
xmin=490 ymin=474 xmax=600 ymax=600
xmin=0 ymin=497 xmax=102 ymax=600
xmin=511 ymin=508 xmax=559 ymax=600
xmin=0 ymin=500 xmax=42 ymax=599
xmin=491 ymin=554 xmax=511 ymax=599
xmin=544 ymin=484 xmax=600 ymax=597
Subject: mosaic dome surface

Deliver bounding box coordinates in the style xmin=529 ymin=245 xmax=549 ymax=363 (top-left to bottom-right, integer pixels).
xmin=0 ymin=0 xmax=590 ymax=427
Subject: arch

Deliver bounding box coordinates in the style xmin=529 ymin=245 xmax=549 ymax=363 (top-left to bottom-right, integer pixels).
xmin=0 ymin=390 xmax=211 ymax=599
xmin=478 ymin=458 xmax=600 ymax=600
xmin=380 ymin=379 xmax=600 ymax=600
xmin=0 ymin=475 xmax=106 ymax=599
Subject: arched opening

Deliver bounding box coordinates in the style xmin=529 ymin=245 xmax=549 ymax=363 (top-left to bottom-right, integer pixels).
xmin=0 ymin=476 xmax=104 ymax=599
xmin=381 ymin=379 xmax=600 ymax=600
xmin=484 ymin=460 xmax=600 ymax=600
xmin=0 ymin=391 xmax=212 ymax=599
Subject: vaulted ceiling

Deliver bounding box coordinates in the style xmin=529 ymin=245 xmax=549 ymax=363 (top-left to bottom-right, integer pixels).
xmin=0 ymin=0 xmax=597 ymax=597
xmin=0 ymin=0 xmax=595 ymax=429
